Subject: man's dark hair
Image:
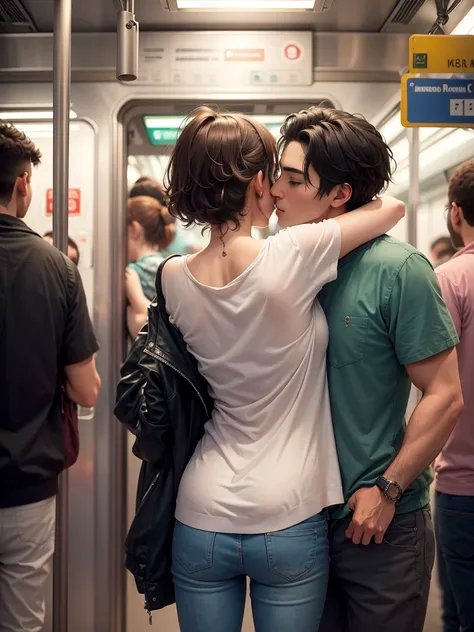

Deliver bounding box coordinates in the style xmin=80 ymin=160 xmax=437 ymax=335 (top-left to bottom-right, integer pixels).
xmin=0 ymin=122 xmax=42 ymax=206
xmin=430 ymin=235 xmax=453 ymax=252
xmin=43 ymin=231 xmax=80 ymax=265
xmin=279 ymin=108 xmax=393 ymax=211
xmin=448 ymin=158 xmax=474 ymax=227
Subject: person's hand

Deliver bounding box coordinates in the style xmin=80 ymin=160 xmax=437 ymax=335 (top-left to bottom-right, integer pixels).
xmin=345 ymin=486 xmax=396 ymax=545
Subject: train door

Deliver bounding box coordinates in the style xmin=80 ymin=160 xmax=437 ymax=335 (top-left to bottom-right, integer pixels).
xmin=2 ymin=115 xmax=98 ymax=632
xmin=123 ymin=99 xmax=339 ymax=632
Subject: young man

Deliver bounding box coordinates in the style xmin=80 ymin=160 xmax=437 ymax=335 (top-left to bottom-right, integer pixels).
xmin=434 ymin=158 xmax=474 ymax=632
xmin=0 ymin=122 xmax=101 ymax=631
xmin=271 ymin=108 xmax=464 ymax=632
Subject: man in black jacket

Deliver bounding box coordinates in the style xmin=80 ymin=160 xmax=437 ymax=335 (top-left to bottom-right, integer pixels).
xmin=0 ymin=122 xmax=101 ymax=631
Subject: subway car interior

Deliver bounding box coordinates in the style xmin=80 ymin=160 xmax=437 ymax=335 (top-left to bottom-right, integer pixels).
xmin=0 ymin=0 xmax=473 ymax=631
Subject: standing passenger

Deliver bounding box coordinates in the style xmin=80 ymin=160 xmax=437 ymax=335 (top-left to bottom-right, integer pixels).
xmin=0 ymin=122 xmax=101 ymax=632
xmin=126 ymin=195 xmax=174 ymax=338
xmin=133 ymin=106 xmax=405 ymax=632
xmin=129 ymin=177 xmax=198 ymax=255
xmin=271 ymin=107 xmax=464 ymax=632
xmin=434 ymin=158 xmax=474 ymax=632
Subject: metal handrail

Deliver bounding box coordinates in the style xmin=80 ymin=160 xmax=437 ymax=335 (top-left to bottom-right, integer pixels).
xmin=52 ymin=0 xmax=72 ymax=631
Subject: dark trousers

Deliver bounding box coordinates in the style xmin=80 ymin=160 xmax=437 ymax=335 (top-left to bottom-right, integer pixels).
xmin=434 ymin=491 xmax=474 ymax=632
xmin=319 ymin=508 xmax=435 ymax=632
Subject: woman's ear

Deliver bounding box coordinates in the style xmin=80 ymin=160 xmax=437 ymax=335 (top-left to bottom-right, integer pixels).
xmin=129 ymin=220 xmax=142 ymax=240
xmin=253 ymin=170 xmax=265 ymax=198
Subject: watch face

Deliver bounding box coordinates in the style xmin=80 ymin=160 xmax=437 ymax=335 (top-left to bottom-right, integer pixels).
xmin=386 ymin=483 xmax=400 ymax=500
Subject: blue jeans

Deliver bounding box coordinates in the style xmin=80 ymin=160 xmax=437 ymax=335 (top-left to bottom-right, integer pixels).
xmin=172 ymin=512 xmax=329 ymax=632
xmin=434 ymin=491 xmax=474 ymax=632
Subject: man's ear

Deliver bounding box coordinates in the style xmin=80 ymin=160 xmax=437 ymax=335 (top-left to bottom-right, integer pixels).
xmin=452 ymin=202 xmax=462 ymax=227
xmin=330 ymin=183 xmax=352 ymax=208
xmin=15 ymin=172 xmax=29 ymax=198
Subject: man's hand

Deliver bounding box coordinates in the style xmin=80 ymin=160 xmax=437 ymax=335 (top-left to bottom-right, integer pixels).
xmin=346 ymin=486 xmax=396 ymax=545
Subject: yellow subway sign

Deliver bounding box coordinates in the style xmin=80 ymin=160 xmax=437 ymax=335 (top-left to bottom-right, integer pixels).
xmin=409 ymin=34 xmax=474 ymax=73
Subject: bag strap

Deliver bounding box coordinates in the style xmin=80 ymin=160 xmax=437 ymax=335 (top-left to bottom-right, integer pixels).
xmin=64 ymin=255 xmax=76 ymax=313
xmin=60 ymin=256 xmax=78 ymax=396
xmin=155 ymin=253 xmax=181 ymax=305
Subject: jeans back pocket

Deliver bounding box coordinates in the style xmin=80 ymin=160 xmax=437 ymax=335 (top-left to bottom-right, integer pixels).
xmin=172 ymin=521 xmax=216 ymax=574
xmin=265 ymin=517 xmax=327 ymax=582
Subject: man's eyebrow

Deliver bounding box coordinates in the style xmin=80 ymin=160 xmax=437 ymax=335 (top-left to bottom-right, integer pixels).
xmin=281 ymin=166 xmax=305 ymax=175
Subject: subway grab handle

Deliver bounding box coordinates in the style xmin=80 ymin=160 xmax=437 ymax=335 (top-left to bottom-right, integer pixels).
xmin=117 ymin=1 xmax=139 ymax=82
xmin=78 ymin=406 xmax=95 ymax=421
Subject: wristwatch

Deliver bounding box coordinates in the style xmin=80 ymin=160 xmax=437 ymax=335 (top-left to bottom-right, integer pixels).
xmin=375 ymin=476 xmax=403 ymax=503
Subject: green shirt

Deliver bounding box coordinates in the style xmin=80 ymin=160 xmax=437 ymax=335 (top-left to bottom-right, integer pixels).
xmin=318 ymin=236 xmax=459 ymax=519
xmin=128 ymin=252 xmax=164 ymax=301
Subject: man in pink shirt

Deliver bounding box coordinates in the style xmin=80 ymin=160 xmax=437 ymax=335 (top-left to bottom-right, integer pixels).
xmin=435 ymin=158 xmax=474 ymax=632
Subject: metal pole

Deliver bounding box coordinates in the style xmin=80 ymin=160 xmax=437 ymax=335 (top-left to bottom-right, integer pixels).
xmin=407 ymin=127 xmax=420 ymax=247
xmin=52 ymin=0 xmax=71 ymax=630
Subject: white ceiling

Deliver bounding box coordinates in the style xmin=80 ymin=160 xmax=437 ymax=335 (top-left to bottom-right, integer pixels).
xmin=16 ymin=0 xmax=472 ymax=33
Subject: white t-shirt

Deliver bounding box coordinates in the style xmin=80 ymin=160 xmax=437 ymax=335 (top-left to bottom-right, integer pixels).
xmin=163 ymin=219 xmax=344 ymax=534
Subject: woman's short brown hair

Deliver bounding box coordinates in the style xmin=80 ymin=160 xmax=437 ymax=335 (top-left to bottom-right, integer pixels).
xmin=165 ymin=106 xmax=277 ymax=229
xmin=127 ymin=195 xmax=174 ymax=250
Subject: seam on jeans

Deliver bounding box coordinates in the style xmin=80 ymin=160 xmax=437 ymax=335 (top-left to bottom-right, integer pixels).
xmin=411 ymin=510 xmax=428 ymax=632
xmin=237 ymin=535 xmax=245 ymax=574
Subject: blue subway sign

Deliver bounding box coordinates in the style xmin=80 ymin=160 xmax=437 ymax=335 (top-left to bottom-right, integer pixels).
xmin=401 ymin=74 xmax=474 ymax=128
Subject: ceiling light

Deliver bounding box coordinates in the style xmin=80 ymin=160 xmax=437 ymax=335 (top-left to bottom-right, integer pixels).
xmin=144 ymin=114 xmax=286 ymax=128
xmin=380 ymin=112 xmax=449 ymax=149
xmin=0 ymin=109 xmax=77 ymax=121
xmin=452 ymin=6 xmax=474 ymax=34
xmin=419 ymin=128 xmax=472 ymax=164
xmin=9 ymin=123 xmax=81 ymax=136
xmin=379 ymin=115 xmax=404 ymax=145
xmin=177 ymin=0 xmax=314 ymax=8
xmin=160 ymin=0 xmax=333 ymax=11
xmin=390 ymin=129 xmax=474 ymax=194
xmin=144 ymin=116 xmax=183 ymax=129
xmin=391 ymin=137 xmax=410 ymax=164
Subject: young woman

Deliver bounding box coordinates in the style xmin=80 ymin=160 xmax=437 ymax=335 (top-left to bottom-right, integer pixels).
xmin=126 ymin=194 xmax=174 ymax=338
xmin=159 ymin=106 xmax=404 ymax=632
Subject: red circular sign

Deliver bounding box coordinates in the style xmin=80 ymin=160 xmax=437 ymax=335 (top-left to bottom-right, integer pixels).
xmin=284 ymin=43 xmax=302 ymax=61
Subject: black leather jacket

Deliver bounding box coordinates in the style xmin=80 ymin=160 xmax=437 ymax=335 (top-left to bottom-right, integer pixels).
xmin=114 ymin=256 xmax=213 ymax=616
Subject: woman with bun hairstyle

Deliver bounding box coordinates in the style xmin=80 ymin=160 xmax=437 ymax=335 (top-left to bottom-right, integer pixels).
xmin=126 ymin=194 xmax=174 ymax=338
xmin=129 ymin=177 xmax=199 ymax=255
xmin=151 ymin=106 xmax=404 ymax=632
